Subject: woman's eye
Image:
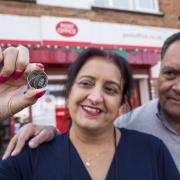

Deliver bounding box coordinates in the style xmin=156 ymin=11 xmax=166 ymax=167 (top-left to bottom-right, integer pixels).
xmin=79 ymin=81 xmax=93 ymax=88
xmin=105 ymin=86 xmax=118 ymax=95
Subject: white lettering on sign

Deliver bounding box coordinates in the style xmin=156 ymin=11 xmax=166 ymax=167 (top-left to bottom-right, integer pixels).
xmin=56 ymin=21 xmax=78 ymax=37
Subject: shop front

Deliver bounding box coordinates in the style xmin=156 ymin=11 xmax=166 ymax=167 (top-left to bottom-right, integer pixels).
xmin=0 ymin=14 xmax=179 ymax=143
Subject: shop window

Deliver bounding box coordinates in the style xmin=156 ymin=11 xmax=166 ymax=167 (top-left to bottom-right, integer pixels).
xmin=94 ymin=0 xmax=160 ymax=14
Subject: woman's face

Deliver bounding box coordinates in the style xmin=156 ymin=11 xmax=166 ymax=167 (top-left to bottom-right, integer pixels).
xmin=67 ymin=57 xmax=123 ymax=131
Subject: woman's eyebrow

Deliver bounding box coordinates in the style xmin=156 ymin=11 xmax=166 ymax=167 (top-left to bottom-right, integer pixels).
xmin=106 ymin=81 xmax=121 ymax=89
xmin=78 ymin=75 xmax=95 ymax=80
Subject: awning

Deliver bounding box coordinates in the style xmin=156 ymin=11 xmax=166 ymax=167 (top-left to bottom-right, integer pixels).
xmin=29 ymin=48 xmax=159 ymax=65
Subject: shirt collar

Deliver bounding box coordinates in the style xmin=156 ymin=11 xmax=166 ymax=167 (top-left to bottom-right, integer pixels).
xmin=156 ymin=100 xmax=179 ymax=135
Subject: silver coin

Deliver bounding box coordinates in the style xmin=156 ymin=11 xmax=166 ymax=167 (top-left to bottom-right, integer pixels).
xmin=27 ymin=70 xmax=48 ymax=89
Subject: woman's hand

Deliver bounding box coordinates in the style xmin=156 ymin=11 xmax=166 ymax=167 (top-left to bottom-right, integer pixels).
xmin=2 ymin=123 xmax=59 ymax=159
xmin=0 ymin=46 xmax=46 ymax=120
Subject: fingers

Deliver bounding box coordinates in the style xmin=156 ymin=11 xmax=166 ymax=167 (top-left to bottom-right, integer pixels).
xmin=0 ymin=46 xmax=45 ymax=83
xmin=11 ymin=46 xmax=30 ymax=80
xmin=2 ymin=134 xmax=19 ymax=160
xmin=28 ymin=126 xmax=57 ymax=148
xmin=9 ymin=88 xmax=47 ymax=116
xmin=11 ymin=123 xmax=36 ymax=156
xmin=0 ymin=46 xmax=30 ymax=82
xmin=24 ymin=62 xmax=45 ymax=77
xmin=2 ymin=123 xmax=36 ymax=159
xmin=6 ymin=62 xmax=47 ymax=116
xmin=2 ymin=124 xmax=57 ymax=159
xmin=16 ymin=46 xmax=30 ymax=70
xmin=0 ymin=47 xmax=18 ymax=78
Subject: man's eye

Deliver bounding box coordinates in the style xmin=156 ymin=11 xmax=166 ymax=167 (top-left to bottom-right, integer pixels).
xmin=163 ymin=71 xmax=176 ymax=79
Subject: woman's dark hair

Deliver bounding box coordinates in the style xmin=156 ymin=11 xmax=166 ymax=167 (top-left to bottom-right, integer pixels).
xmin=161 ymin=32 xmax=180 ymax=60
xmin=65 ymin=47 xmax=133 ymax=110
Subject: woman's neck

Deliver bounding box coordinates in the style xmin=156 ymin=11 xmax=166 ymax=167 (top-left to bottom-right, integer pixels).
xmin=69 ymin=125 xmax=121 ymax=180
xmin=69 ymin=125 xmax=120 ymax=148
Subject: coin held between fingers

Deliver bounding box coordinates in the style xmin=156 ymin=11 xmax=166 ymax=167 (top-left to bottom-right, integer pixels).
xmin=27 ymin=70 xmax=48 ymax=89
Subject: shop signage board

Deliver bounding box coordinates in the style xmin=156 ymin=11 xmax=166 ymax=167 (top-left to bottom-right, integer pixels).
xmin=0 ymin=14 xmax=179 ymax=50
xmin=55 ymin=21 xmax=79 ymax=37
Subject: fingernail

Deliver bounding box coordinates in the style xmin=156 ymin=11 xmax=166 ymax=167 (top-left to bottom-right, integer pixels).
xmin=36 ymin=63 xmax=44 ymax=68
xmin=29 ymin=141 xmax=36 ymax=148
xmin=2 ymin=155 xmax=6 ymax=160
xmin=34 ymin=90 xmax=47 ymax=99
xmin=11 ymin=151 xmax=16 ymax=156
xmin=0 ymin=75 xmax=8 ymax=83
xmin=11 ymin=69 xmax=23 ymax=80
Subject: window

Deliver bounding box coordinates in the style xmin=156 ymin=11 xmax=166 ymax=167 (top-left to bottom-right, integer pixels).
xmin=114 ymin=0 xmax=130 ymax=9
xmin=94 ymin=0 xmax=160 ymax=14
xmin=135 ymin=0 xmax=159 ymax=12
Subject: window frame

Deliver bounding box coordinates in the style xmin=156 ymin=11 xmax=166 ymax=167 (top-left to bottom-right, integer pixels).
xmin=93 ymin=0 xmax=161 ymax=14
xmin=134 ymin=0 xmax=160 ymax=13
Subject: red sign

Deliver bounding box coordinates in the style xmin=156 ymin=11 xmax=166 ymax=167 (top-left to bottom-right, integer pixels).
xmin=56 ymin=21 xmax=78 ymax=37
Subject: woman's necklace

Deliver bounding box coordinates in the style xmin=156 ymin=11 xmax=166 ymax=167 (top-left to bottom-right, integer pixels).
xmin=67 ymin=128 xmax=118 ymax=180
xmin=81 ymin=147 xmax=110 ymax=167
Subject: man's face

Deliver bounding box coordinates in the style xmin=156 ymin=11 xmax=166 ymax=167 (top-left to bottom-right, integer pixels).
xmin=158 ymin=40 xmax=180 ymax=123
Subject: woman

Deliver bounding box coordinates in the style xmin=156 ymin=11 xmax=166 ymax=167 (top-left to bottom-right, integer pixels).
xmin=0 ymin=48 xmax=179 ymax=180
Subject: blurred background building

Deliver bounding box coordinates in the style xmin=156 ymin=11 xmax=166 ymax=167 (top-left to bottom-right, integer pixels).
xmin=0 ymin=0 xmax=180 ymax=155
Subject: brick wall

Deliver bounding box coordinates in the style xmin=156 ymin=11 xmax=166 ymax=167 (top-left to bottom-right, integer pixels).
xmin=0 ymin=0 xmax=179 ymax=28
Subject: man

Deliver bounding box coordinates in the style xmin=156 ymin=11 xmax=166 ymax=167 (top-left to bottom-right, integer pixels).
xmin=2 ymin=32 xmax=180 ymax=172
xmin=115 ymin=32 xmax=180 ymax=171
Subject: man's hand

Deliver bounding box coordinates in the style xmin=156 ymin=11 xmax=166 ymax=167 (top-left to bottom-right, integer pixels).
xmin=2 ymin=123 xmax=58 ymax=160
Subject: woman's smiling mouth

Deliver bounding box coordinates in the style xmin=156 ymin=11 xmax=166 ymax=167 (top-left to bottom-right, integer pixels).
xmin=81 ymin=105 xmax=102 ymax=116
